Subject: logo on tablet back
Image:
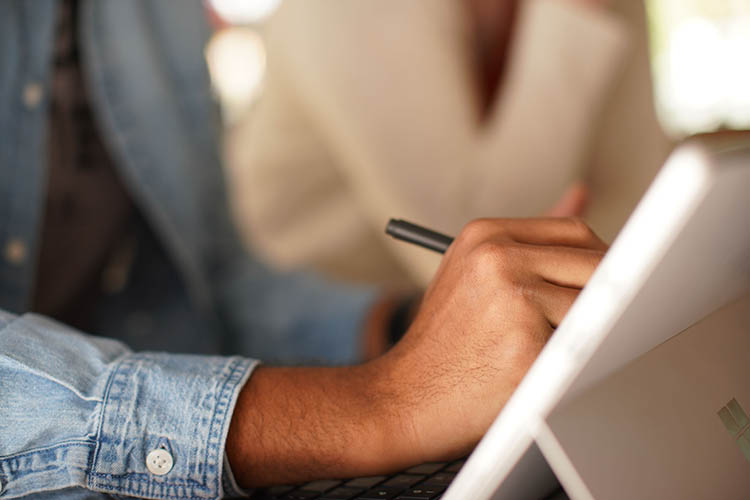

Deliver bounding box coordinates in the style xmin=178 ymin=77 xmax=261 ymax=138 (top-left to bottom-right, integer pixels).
xmin=718 ymin=398 xmax=750 ymax=462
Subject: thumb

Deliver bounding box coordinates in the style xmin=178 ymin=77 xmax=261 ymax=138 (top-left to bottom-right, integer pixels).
xmin=544 ymin=182 xmax=589 ymax=217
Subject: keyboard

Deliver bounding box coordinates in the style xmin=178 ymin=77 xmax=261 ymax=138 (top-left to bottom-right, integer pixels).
xmin=252 ymin=459 xmax=464 ymax=500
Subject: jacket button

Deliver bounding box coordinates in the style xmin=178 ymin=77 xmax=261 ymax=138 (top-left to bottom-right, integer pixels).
xmin=146 ymin=448 xmax=174 ymax=475
xmin=22 ymin=82 xmax=44 ymax=109
xmin=4 ymin=239 xmax=26 ymax=265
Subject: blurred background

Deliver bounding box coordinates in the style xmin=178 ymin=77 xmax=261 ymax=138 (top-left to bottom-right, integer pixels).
xmin=646 ymin=0 xmax=750 ymax=136
xmin=204 ymin=0 xmax=749 ymax=290
xmin=204 ymin=0 xmax=280 ymax=124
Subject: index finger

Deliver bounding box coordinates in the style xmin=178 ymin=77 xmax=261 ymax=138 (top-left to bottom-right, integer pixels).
xmin=459 ymin=217 xmax=608 ymax=251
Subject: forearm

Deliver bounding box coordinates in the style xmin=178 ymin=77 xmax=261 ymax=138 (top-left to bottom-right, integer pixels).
xmin=225 ymin=363 xmax=414 ymax=488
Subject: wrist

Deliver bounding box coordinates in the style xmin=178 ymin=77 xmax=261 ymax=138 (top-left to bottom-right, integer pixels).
xmin=225 ymin=362 xmax=416 ymax=488
xmin=361 ymin=356 xmax=425 ymax=470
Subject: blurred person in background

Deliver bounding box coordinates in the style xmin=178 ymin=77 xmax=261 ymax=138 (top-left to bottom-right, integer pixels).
xmin=0 ymin=1 xmax=608 ymax=498
xmin=229 ymin=0 xmax=673 ymax=287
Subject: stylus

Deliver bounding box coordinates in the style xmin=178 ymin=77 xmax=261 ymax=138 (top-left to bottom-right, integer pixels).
xmin=385 ymin=219 xmax=454 ymax=254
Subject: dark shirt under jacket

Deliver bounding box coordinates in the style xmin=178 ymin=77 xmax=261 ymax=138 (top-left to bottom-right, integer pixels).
xmin=32 ymin=0 xmax=134 ymax=324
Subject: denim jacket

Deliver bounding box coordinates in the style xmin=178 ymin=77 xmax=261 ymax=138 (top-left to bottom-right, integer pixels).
xmin=0 ymin=1 xmax=377 ymax=498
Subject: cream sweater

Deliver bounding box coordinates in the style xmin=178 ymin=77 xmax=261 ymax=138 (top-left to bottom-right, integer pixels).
xmin=226 ymin=0 xmax=673 ymax=286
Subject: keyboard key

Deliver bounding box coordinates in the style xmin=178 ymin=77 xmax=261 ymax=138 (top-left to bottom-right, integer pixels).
xmin=420 ymin=472 xmax=456 ymax=486
xmin=358 ymin=487 xmax=402 ymax=499
xmin=404 ymin=463 xmax=445 ymax=475
xmin=382 ymin=474 xmax=425 ymax=488
xmin=395 ymin=486 xmax=445 ymax=499
xmin=345 ymin=476 xmax=387 ymax=489
xmin=301 ymin=480 xmax=343 ymax=492
xmin=319 ymin=486 xmax=365 ymax=499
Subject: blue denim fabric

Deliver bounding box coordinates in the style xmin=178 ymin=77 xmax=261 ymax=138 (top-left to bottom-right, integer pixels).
xmin=0 ymin=311 xmax=257 ymax=499
xmin=0 ymin=1 xmax=378 ymax=498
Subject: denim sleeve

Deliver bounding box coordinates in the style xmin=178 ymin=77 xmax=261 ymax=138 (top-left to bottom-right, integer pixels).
xmin=214 ymin=256 xmax=379 ymax=365
xmin=0 ymin=311 xmax=257 ymax=499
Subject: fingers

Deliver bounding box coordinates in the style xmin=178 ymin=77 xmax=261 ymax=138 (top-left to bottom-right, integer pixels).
xmin=523 ymin=244 xmax=604 ymax=289
xmin=532 ymin=281 xmax=580 ymax=328
xmin=506 ymin=217 xmax=607 ymax=251
xmin=459 ymin=217 xmax=608 ymax=252
xmin=492 ymin=243 xmax=600 ymax=328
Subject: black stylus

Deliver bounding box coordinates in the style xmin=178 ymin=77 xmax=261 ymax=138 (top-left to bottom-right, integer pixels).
xmin=385 ymin=219 xmax=454 ymax=254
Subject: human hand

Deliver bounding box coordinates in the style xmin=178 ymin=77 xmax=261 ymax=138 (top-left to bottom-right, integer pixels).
xmin=226 ymin=217 xmax=606 ymax=487
xmin=371 ymin=217 xmax=607 ymax=464
xmin=363 ymin=182 xmax=589 ymax=361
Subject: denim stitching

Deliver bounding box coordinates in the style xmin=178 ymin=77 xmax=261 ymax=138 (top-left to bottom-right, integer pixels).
xmin=0 ymin=440 xmax=95 ymax=462
xmin=88 ymin=353 xmax=132 ymax=491
xmin=85 ymin=356 xmax=251 ymax=499
xmin=206 ymin=358 xmax=244 ymax=497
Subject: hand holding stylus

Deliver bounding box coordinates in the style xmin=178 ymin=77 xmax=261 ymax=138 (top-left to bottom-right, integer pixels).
xmin=228 ymin=217 xmax=606 ymax=487
xmin=381 ymin=216 xmax=607 ymax=462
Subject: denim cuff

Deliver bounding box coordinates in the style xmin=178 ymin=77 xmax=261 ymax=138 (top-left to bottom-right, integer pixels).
xmin=88 ymin=353 xmax=257 ymax=499
xmin=221 ymin=453 xmax=249 ymax=499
